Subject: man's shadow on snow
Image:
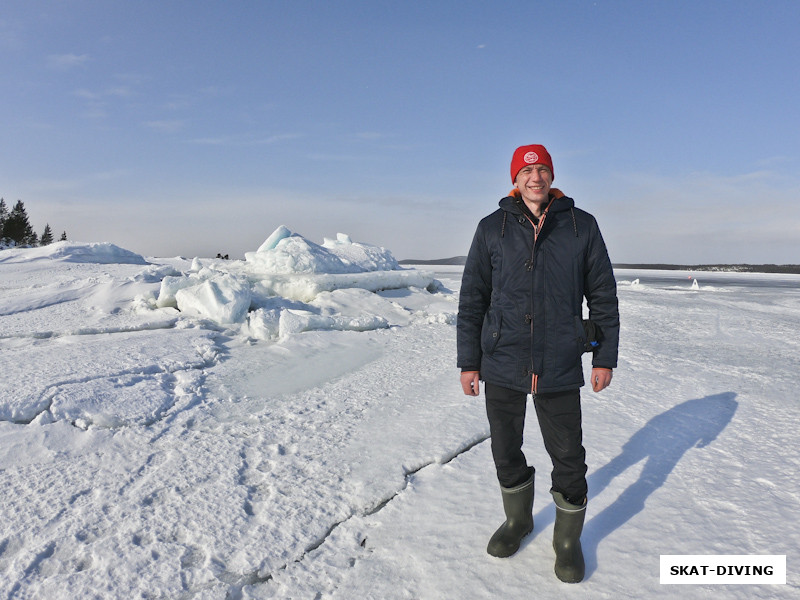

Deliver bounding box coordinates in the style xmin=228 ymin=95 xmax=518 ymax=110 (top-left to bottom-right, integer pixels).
xmin=529 ymin=392 xmax=738 ymax=579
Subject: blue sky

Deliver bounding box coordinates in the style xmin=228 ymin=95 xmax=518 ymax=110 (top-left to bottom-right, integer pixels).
xmin=2 ymin=0 xmax=799 ymax=263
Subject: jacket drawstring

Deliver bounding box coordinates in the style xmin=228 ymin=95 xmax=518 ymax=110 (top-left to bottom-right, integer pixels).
xmin=501 ymin=196 xmax=573 ymax=242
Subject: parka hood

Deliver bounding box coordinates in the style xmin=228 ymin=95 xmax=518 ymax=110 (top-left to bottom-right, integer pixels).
xmin=499 ymin=188 xmax=574 ymax=214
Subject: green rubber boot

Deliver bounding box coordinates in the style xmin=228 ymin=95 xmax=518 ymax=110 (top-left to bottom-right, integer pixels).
xmin=551 ymin=491 xmax=586 ymax=583
xmin=486 ymin=475 xmax=534 ymax=558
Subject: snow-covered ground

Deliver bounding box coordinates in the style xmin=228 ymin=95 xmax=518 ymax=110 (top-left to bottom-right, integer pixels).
xmin=1 ymin=230 xmax=798 ymax=599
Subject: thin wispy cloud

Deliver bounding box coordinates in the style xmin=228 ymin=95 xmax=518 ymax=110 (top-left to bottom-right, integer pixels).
xmin=73 ymin=88 xmax=101 ymax=100
xmin=113 ymin=72 xmax=149 ymax=86
xmin=143 ymin=119 xmax=187 ymax=133
xmin=26 ymin=169 xmax=131 ymax=192
xmin=198 ymin=85 xmax=234 ymax=97
xmin=186 ymin=133 xmax=301 ymax=146
xmin=163 ymin=97 xmax=192 ymax=111
xmin=306 ymin=153 xmax=378 ymax=162
xmin=47 ymin=53 xmax=90 ymax=70
xmin=755 ymin=155 xmax=796 ymax=169
xmin=72 ymin=85 xmax=136 ymax=120
xmin=0 ymin=19 xmax=23 ymax=49
xmin=354 ymin=132 xmax=384 ymax=140
xmin=73 ymin=85 xmax=134 ymax=100
xmin=80 ymin=106 xmax=108 ymax=120
xmin=104 ymin=86 xmax=133 ymax=98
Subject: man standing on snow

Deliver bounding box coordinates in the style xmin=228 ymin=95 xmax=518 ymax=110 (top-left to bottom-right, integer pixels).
xmin=457 ymin=144 xmax=619 ymax=583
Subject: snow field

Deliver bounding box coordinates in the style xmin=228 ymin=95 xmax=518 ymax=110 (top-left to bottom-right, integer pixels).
xmin=0 ymin=240 xmax=798 ymax=598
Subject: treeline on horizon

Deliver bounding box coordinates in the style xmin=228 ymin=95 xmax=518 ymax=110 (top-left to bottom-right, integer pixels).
xmin=0 ymin=198 xmax=66 ymax=248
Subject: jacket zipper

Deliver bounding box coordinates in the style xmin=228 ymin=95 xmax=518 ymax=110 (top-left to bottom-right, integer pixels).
xmin=523 ymin=214 xmax=540 ymax=393
xmin=522 ymin=200 xmax=553 ymax=394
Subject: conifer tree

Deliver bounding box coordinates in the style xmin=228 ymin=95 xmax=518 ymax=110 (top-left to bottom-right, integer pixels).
xmin=3 ymin=200 xmax=36 ymax=246
xmin=40 ymin=224 xmax=54 ymax=246
xmin=60 ymin=231 xmax=68 ymax=241
xmin=0 ymin=198 xmax=7 ymax=241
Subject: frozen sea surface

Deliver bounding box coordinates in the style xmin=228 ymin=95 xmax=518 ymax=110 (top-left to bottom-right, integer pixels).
xmin=1 ymin=241 xmax=798 ymax=599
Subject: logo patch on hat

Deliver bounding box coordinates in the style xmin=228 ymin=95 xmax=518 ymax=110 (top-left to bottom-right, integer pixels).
xmin=523 ymin=151 xmax=539 ymax=164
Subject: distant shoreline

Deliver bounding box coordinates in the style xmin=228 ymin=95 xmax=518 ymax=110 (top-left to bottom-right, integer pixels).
xmin=613 ymin=263 xmax=800 ymax=274
xmin=400 ymin=257 xmax=800 ymax=275
xmin=399 ymin=256 xmax=467 ymax=266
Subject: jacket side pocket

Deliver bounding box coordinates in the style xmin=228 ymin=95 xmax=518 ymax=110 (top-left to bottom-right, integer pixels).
xmin=481 ymin=310 xmax=502 ymax=355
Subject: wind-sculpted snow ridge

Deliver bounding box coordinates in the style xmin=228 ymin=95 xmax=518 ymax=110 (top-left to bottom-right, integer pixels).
xmin=0 ymin=241 xmax=149 ymax=265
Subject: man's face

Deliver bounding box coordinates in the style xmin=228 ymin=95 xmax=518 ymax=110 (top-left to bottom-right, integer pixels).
xmin=514 ymin=164 xmax=552 ymax=207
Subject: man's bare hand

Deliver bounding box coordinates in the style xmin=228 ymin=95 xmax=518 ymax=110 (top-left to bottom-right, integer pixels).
xmin=461 ymin=371 xmax=480 ymax=396
xmin=591 ymin=368 xmax=613 ymax=392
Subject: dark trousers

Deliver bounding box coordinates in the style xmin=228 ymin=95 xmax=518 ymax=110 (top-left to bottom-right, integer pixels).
xmin=485 ymin=382 xmax=588 ymax=503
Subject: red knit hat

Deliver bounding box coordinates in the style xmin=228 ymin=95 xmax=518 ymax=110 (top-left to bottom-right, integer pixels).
xmin=510 ymin=144 xmax=553 ymax=183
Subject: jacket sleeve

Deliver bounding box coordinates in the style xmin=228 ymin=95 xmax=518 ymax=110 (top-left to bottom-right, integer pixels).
xmin=457 ymin=221 xmax=493 ymax=371
xmin=583 ymin=217 xmax=620 ymax=369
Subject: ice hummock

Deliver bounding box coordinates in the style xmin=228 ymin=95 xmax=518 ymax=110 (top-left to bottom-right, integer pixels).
xmin=245 ymin=226 xmax=400 ymax=274
xmin=155 ymin=226 xmax=439 ymax=338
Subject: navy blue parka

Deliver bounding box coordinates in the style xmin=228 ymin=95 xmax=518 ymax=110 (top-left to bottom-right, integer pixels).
xmin=457 ymin=189 xmax=619 ymax=394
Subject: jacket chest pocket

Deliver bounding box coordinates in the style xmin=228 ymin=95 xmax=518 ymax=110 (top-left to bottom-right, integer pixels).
xmin=481 ymin=309 xmax=502 ymax=355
